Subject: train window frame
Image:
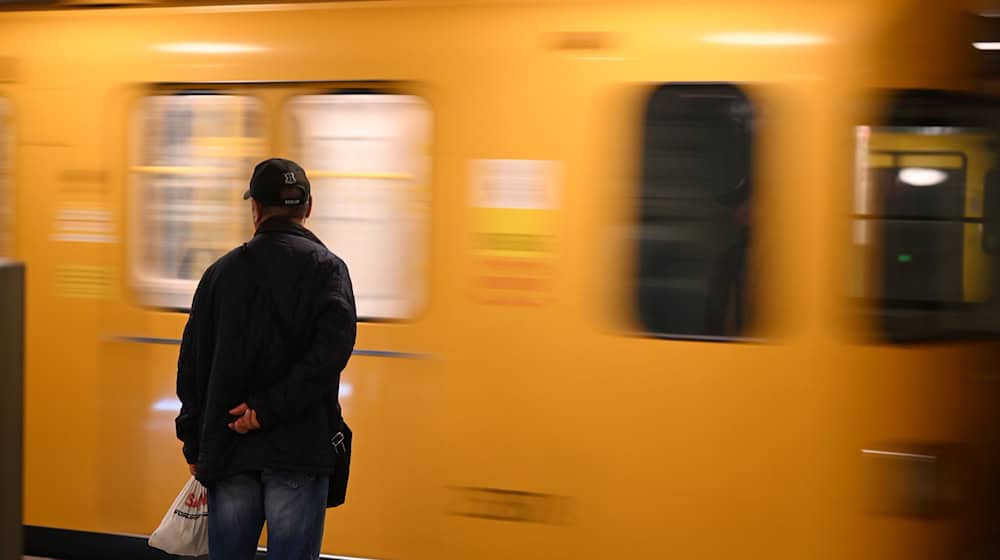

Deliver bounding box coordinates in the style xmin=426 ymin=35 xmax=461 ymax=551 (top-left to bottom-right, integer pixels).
xmin=283 ymin=89 xmax=432 ymax=322
xmin=128 ymin=91 xmax=265 ymax=311
xmin=635 ymin=82 xmax=758 ymax=342
xmin=851 ymin=89 xmax=1000 ymax=342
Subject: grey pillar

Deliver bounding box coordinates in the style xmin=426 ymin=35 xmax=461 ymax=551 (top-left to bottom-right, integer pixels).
xmin=0 ymin=261 xmax=23 ymax=560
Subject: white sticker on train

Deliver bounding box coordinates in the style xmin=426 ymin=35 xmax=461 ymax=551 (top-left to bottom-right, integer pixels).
xmin=51 ymin=208 xmax=117 ymax=243
xmin=469 ymin=159 xmax=561 ymax=210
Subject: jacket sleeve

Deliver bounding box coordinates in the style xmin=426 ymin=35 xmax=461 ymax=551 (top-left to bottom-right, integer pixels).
xmin=247 ymin=260 xmax=356 ymax=428
xmin=175 ymin=269 xmax=213 ymax=465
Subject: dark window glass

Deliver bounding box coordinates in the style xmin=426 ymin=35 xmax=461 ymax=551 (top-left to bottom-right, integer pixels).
xmin=853 ymin=90 xmax=1000 ymax=341
xmin=637 ymin=84 xmax=755 ymax=339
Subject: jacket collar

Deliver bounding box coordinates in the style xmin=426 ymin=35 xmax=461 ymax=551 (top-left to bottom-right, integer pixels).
xmin=254 ymin=216 xmax=326 ymax=248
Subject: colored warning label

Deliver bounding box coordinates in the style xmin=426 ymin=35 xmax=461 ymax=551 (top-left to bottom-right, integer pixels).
xmin=469 ymin=160 xmax=560 ymax=306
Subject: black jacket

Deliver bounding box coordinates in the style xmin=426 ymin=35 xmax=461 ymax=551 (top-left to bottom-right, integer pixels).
xmin=175 ymin=216 xmax=357 ymax=483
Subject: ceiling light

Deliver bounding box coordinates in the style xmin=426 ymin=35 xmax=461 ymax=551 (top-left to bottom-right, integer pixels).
xmin=899 ymin=167 xmax=948 ymax=187
xmin=154 ymin=42 xmax=265 ymax=54
xmin=701 ymin=32 xmax=826 ymax=46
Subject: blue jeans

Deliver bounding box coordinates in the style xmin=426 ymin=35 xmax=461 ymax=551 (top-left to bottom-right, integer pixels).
xmin=208 ymin=471 xmax=329 ymax=560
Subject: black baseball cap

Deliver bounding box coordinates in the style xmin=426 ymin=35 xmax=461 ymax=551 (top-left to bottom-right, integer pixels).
xmin=243 ymin=158 xmax=311 ymax=206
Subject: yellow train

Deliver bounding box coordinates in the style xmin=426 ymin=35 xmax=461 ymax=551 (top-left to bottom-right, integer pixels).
xmin=2 ymin=0 xmax=1000 ymax=558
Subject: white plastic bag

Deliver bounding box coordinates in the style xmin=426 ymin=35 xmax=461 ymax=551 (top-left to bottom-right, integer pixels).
xmin=148 ymin=476 xmax=209 ymax=556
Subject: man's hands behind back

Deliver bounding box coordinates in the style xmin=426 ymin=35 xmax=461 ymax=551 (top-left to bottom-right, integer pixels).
xmin=228 ymin=402 xmax=262 ymax=434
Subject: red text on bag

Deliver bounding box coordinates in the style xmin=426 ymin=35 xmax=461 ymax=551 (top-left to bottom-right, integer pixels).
xmin=184 ymin=491 xmax=207 ymax=509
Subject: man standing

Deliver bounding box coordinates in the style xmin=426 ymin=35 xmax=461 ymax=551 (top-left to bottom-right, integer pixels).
xmin=175 ymin=158 xmax=357 ymax=559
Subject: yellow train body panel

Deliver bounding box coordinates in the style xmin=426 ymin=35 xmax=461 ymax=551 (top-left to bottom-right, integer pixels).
xmin=0 ymin=1 xmax=997 ymax=558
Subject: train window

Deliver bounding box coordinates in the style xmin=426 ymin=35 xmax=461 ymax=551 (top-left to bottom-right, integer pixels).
xmin=0 ymin=99 xmax=10 ymax=258
xmin=130 ymin=94 xmax=264 ymax=309
xmin=852 ymin=90 xmax=1000 ymax=341
xmin=287 ymin=93 xmax=431 ymax=320
xmin=636 ymin=83 xmax=755 ymax=339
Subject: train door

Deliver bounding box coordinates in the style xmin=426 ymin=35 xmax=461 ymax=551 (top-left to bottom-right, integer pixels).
xmin=581 ymin=81 xmax=818 ymax=558
xmin=95 ymin=82 xmax=445 ymax=558
xmin=842 ymin=88 xmax=1000 ymax=560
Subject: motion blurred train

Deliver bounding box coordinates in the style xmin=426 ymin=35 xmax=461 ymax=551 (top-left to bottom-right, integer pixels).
xmin=1 ymin=0 xmax=1000 ymax=558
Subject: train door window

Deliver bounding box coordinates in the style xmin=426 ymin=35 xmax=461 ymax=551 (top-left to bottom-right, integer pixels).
xmin=130 ymin=93 xmax=264 ymax=309
xmin=287 ymin=93 xmax=431 ymax=319
xmin=0 ymin=99 xmax=10 ymax=258
xmin=852 ymin=90 xmax=1000 ymax=341
xmin=636 ymin=84 xmax=755 ymax=339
